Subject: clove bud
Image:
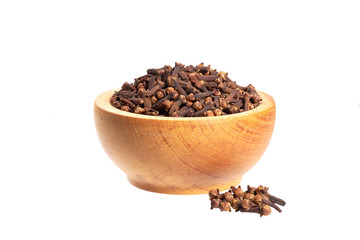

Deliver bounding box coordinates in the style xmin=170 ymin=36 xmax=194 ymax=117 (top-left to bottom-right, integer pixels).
xmin=219 ymin=201 xmax=231 ymax=212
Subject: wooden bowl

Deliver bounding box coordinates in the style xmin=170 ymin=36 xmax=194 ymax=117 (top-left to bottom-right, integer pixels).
xmin=94 ymin=89 xmax=275 ymax=195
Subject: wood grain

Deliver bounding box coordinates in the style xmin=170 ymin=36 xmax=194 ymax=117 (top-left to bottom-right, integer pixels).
xmin=94 ymin=89 xmax=276 ymax=195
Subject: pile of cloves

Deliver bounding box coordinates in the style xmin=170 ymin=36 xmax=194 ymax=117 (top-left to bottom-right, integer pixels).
xmin=111 ymin=62 xmax=262 ymax=117
xmin=209 ymin=185 xmax=286 ymax=217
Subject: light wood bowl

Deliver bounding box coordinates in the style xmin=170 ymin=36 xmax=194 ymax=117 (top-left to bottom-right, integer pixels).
xmin=94 ymin=89 xmax=275 ymax=195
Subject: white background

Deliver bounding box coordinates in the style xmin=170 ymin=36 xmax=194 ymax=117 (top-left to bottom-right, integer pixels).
xmin=1 ymin=0 xmax=360 ymax=239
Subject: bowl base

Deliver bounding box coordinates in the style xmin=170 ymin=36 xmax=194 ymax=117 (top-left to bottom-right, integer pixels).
xmin=127 ymin=176 xmax=243 ymax=195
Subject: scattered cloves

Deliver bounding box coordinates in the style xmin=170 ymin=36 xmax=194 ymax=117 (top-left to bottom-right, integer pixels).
xmin=209 ymin=185 xmax=285 ymax=217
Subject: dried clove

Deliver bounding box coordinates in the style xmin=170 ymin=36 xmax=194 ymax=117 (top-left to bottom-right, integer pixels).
xmin=260 ymin=204 xmax=272 ymax=217
xmin=219 ymin=201 xmax=231 ymax=212
xmin=155 ymin=90 xmax=165 ymax=100
xmin=230 ymin=186 xmax=244 ymax=198
xmin=143 ymin=97 xmax=152 ymax=110
xmin=112 ymin=63 xmax=262 ymax=117
xmin=231 ymin=198 xmax=242 ymax=211
xmin=223 ymin=192 xmax=234 ymax=202
xmin=194 ymin=103 xmax=213 ymax=117
xmin=172 ymin=62 xmax=184 ymax=77
xmin=169 ymin=100 xmax=182 ymax=116
xmin=209 ymin=185 xmax=285 ymax=217
xmin=211 ymin=198 xmax=221 ymax=209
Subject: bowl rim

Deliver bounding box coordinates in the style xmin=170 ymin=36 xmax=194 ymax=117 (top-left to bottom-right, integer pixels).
xmin=94 ymin=89 xmax=275 ymax=121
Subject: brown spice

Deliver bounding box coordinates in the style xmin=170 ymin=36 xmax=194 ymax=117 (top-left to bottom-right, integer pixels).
xmin=231 ymin=198 xmax=242 ymax=211
xmin=111 ymin=63 xmax=262 ymax=117
xmin=211 ymin=198 xmax=221 ymax=209
xmin=209 ymin=185 xmax=285 ymax=217
xmin=219 ymin=201 xmax=231 ymax=212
